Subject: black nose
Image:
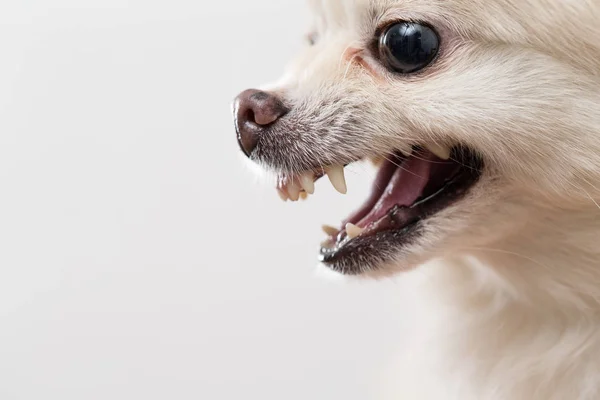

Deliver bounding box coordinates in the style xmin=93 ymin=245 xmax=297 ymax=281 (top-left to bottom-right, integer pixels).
xmin=233 ymin=89 xmax=289 ymax=157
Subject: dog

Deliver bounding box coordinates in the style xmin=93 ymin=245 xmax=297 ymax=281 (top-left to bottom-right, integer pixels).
xmin=233 ymin=0 xmax=600 ymax=398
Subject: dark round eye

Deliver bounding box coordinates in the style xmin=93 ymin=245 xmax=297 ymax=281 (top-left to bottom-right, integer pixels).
xmin=378 ymin=22 xmax=439 ymax=73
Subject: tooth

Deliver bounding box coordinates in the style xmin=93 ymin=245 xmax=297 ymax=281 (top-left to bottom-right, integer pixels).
xmin=300 ymin=173 xmax=315 ymax=194
xmin=277 ymin=189 xmax=288 ymax=202
xmin=345 ymin=223 xmax=364 ymax=239
xmin=325 ymin=165 xmax=347 ymax=194
xmin=299 ymin=191 xmax=308 ymax=200
xmin=426 ymin=143 xmax=451 ymax=160
xmin=287 ymin=183 xmax=301 ymax=201
xmin=322 ymin=225 xmax=338 ymax=236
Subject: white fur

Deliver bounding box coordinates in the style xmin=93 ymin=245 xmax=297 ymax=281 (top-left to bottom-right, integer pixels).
xmin=255 ymin=0 xmax=600 ymax=398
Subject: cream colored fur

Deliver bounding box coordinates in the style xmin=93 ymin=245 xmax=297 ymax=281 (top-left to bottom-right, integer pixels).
xmin=260 ymin=0 xmax=600 ymax=398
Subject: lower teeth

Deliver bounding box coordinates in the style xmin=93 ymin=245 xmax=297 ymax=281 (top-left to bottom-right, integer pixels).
xmin=345 ymin=223 xmax=364 ymax=239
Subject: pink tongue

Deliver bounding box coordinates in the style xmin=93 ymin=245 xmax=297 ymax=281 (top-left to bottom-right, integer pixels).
xmin=356 ymin=156 xmax=433 ymax=228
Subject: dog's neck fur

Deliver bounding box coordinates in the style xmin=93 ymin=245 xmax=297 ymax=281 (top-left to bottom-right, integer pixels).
xmin=388 ymin=206 xmax=600 ymax=399
xmin=477 ymin=206 xmax=600 ymax=310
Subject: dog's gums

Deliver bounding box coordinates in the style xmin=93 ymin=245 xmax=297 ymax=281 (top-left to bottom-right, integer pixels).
xmin=274 ymin=146 xmax=482 ymax=274
xmin=321 ymin=148 xmax=482 ymax=272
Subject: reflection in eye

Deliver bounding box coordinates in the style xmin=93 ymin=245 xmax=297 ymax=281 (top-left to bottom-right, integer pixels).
xmin=378 ymin=22 xmax=439 ymax=74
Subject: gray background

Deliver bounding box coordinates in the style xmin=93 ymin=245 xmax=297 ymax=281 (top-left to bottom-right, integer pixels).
xmin=0 ymin=1 xmax=406 ymax=399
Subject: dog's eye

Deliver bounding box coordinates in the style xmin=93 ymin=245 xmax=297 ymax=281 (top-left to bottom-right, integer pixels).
xmin=378 ymin=22 xmax=439 ymax=73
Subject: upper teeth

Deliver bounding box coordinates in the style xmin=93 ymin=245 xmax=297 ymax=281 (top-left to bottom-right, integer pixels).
xmin=325 ymin=165 xmax=347 ymax=195
xmin=300 ymin=173 xmax=315 ymax=194
xmin=426 ymin=143 xmax=451 ymax=160
xmin=276 ymin=144 xmax=450 ymax=204
xmin=287 ymin=182 xmax=301 ymax=201
xmin=276 ymin=172 xmax=317 ymax=202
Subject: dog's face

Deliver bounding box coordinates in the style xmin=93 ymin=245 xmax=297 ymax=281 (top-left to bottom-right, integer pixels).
xmin=234 ymin=0 xmax=600 ymax=276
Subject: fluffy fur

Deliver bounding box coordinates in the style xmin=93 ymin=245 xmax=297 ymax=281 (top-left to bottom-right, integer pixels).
xmin=246 ymin=0 xmax=600 ymax=398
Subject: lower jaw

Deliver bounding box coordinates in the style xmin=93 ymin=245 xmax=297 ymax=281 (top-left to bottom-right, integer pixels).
xmin=319 ymin=223 xmax=423 ymax=275
xmin=319 ymin=147 xmax=483 ymax=275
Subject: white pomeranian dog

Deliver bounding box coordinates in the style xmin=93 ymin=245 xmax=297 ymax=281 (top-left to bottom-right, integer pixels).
xmin=233 ymin=0 xmax=600 ymax=398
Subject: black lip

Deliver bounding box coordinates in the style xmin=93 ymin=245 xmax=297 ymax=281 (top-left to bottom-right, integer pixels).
xmin=320 ymin=148 xmax=483 ymax=275
xmin=319 ymin=221 xmax=423 ymax=275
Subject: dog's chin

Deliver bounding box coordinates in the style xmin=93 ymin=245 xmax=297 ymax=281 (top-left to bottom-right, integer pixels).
xmin=268 ymin=145 xmax=484 ymax=276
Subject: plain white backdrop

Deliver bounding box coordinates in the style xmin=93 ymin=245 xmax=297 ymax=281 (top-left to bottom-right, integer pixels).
xmin=0 ymin=1 xmax=406 ymax=399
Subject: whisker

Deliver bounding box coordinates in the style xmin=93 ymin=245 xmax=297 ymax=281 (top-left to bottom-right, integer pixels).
xmin=580 ymin=185 xmax=600 ymax=211
xmin=381 ymin=154 xmax=426 ymax=179
xmin=343 ymin=53 xmax=359 ymax=80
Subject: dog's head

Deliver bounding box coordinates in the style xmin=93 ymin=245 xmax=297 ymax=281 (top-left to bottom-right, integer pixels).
xmin=233 ymin=0 xmax=600 ymax=276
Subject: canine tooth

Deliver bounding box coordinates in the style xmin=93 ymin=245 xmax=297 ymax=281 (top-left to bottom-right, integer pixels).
xmin=325 ymin=165 xmax=347 ymax=194
xmin=300 ymin=173 xmax=315 ymax=194
xmin=322 ymin=225 xmax=338 ymax=236
xmin=426 ymin=143 xmax=451 ymax=160
xmin=345 ymin=223 xmax=364 ymax=239
xmin=288 ymin=183 xmax=301 ymax=201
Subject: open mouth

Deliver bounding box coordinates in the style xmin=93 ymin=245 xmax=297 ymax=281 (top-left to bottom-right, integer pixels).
xmin=277 ymin=144 xmax=483 ymax=274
